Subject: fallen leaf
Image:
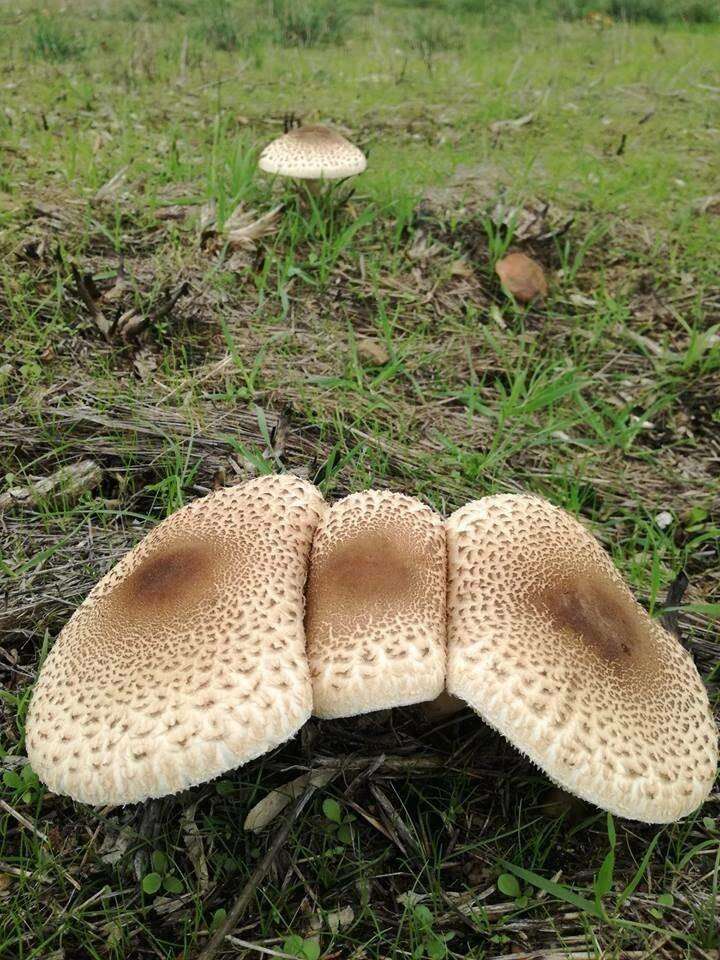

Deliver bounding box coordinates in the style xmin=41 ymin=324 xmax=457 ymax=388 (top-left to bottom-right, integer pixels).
xmin=309 ymin=905 xmax=354 ymax=934
xmin=94 ymin=166 xmax=129 ymax=202
xmin=182 ymin=802 xmax=209 ymax=893
xmin=198 ymin=199 xmax=217 ymax=234
xmin=491 ymin=198 xmax=573 ymax=241
xmin=71 ymin=263 xmax=112 ymax=337
xmin=225 ymin=203 xmax=283 ymax=249
xmin=495 ymin=252 xmax=548 ymax=304
xmin=98 ymin=823 xmax=134 ymax=865
xmin=449 ymin=259 xmax=473 ymax=277
xmin=244 ymin=769 xmax=335 ymax=833
xmin=355 ymin=337 xmax=390 ymax=365
xmin=155 ymin=205 xmax=189 ymax=221
xmin=568 ymin=292 xmax=598 ymax=308
xmin=692 ymin=194 xmax=720 ymax=215
xmin=132 ymin=348 xmax=159 ymax=382
xmin=489 ymin=112 xmax=534 ymax=135
xmin=0 ymin=460 xmax=102 ymax=513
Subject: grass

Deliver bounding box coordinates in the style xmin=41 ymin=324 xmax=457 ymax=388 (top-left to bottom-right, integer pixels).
xmin=0 ymin=0 xmax=718 ymax=958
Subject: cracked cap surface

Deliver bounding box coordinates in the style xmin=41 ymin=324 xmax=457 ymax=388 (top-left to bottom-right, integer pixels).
xmin=446 ymin=494 xmax=718 ymax=823
xmin=305 ymin=490 xmax=446 ymax=718
xmin=258 ymin=124 xmax=367 ymax=180
xmin=26 ymin=474 xmax=327 ymax=805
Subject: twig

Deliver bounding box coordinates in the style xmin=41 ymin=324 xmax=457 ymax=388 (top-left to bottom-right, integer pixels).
xmin=0 ymin=798 xmax=49 ymax=842
xmin=0 ymin=460 xmax=102 ymax=514
xmin=193 ymin=782 xmax=322 ymax=960
xmin=70 ymin=264 xmax=112 ymax=339
xmin=225 ymin=938 xmax=295 ymax=958
xmin=369 ymin=783 xmax=418 ymax=857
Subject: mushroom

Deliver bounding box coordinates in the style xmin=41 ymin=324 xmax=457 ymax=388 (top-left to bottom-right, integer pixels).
xmin=305 ymin=490 xmax=446 ymax=719
xmin=25 ymin=474 xmax=327 ymax=805
xmin=495 ymin=252 xmax=548 ymax=304
xmin=258 ymin=124 xmax=366 ymax=193
xmin=445 ymin=494 xmax=718 ymax=823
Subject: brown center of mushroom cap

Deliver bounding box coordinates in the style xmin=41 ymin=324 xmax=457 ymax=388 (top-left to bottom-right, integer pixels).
xmin=532 ymin=571 xmax=655 ymax=665
xmin=108 ymin=539 xmax=226 ymax=622
xmin=288 ymin=124 xmax=335 ymax=143
xmin=308 ymin=530 xmax=414 ymax=618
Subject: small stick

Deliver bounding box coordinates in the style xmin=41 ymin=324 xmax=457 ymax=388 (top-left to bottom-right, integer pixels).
xmin=194 ymin=783 xmax=321 ymax=960
xmin=226 ymin=937 xmax=295 ymax=958
xmin=0 ymin=798 xmax=49 ymax=842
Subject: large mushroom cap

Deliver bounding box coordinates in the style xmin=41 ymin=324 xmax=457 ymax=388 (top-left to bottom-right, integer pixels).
xmin=446 ymin=494 xmax=718 ymax=823
xmin=26 ymin=474 xmax=327 ymax=805
xmin=258 ymin=124 xmax=367 ymax=181
xmin=305 ymin=490 xmax=446 ymax=719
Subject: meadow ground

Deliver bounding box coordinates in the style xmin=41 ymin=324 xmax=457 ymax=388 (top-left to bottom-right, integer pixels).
xmin=1 ymin=0 xmax=719 ymax=957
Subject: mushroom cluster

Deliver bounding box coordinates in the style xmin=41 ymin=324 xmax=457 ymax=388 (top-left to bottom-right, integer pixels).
xmin=26 ymin=476 xmax=717 ymax=823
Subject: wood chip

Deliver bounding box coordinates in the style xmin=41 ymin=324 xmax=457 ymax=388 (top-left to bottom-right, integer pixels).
xmin=0 ymin=459 xmax=102 ymax=513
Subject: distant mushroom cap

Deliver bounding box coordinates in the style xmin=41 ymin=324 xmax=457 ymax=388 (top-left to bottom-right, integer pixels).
xmin=446 ymin=494 xmax=718 ymax=823
xmin=258 ymin=124 xmax=367 ymax=181
xmin=26 ymin=474 xmax=327 ymax=805
xmin=305 ymin=490 xmax=446 ymax=718
xmin=495 ymin=252 xmax=548 ymax=304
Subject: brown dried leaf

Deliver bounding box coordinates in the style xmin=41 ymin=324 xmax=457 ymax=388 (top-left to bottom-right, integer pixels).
xmin=94 ymin=166 xmax=129 ymax=202
xmin=489 ymin=111 xmax=534 ymax=134
xmin=0 ymin=460 xmax=102 ymax=513
xmin=491 ymin=197 xmax=573 ymax=241
xmin=692 ymin=194 xmax=720 ymax=215
xmin=449 ymin=259 xmax=473 ymax=277
xmin=243 ymin=769 xmax=335 ymax=833
xmin=356 ymin=337 xmax=390 ymax=365
xmin=225 ymin=203 xmax=283 ymax=249
xmin=309 ymin=905 xmax=355 ymax=934
xmin=181 ymin=802 xmax=209 ymax=894
xmin=198 ymin=199 xmax=217 ymax=234
xmin=132 ymin=348 xmax=159 ymax=382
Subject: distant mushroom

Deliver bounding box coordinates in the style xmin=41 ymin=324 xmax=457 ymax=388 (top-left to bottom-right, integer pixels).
xmin=495 ymin=251 xmax=548 ymax=304
xmin=445 ymin=494 xmax=718 ymax=823
xmin=258 ymin=124 xmax=366 ymax=194
xmin=25 ymin=474 xmax=327 ymax=805
xmin=305 ymin=490 xmax=446 ymax=718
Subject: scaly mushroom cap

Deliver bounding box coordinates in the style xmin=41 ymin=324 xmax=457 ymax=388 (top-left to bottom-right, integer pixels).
xmin=26 ymin=475 xmax=327 ymax=805
xmin=258 ymin=124 xmax=367 ymax=181
xmin=446 ymin=494 xmax=718 ymax=823
xmin=305 ymin=490 xmax=446 ymax=718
